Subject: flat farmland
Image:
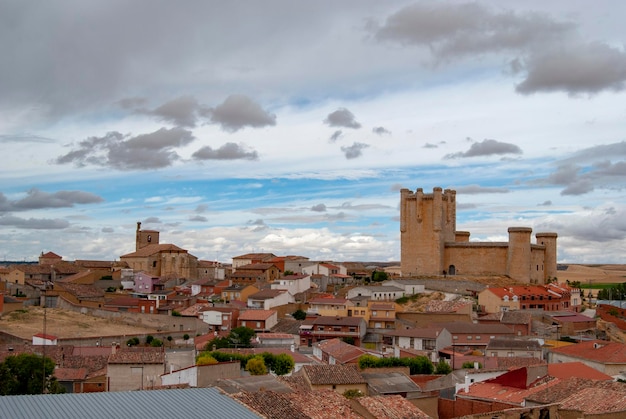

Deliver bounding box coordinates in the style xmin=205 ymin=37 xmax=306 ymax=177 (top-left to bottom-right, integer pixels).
xmin=0 ymin=307 xmax=158 ymax=340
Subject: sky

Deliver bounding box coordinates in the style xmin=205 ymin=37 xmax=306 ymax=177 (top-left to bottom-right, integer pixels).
xmin=1 ymin=0 xmax=626 ymax=264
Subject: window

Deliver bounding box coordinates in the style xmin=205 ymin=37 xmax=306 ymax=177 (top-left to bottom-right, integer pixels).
xmin=152 ymin=261 xmax=157 ymax=268
xmin=256 ymin=322 xmax=261 ymax=328
xmin=475 ymin=336 xmax=481 ymax=340
xmin=453 ymin=336 xmax=458 ymax=340
xmin=467 ymin=336 xmax=472 ymax=340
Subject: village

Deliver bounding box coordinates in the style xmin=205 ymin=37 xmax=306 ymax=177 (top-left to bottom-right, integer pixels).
xmin=1 ymin=187 xmax=626 ymax=418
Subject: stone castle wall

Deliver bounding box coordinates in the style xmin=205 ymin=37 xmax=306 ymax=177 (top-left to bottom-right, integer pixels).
xmin=400 ymin=187 xmax=557 ymax=283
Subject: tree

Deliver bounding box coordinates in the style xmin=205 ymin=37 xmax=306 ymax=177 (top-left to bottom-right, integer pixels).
xmin=283 ymin=270 xmax=295 ymax=276
xmin=462 ymin=361 xmax=481 ymax=369
xmin=246 ymin=356 xmax=267 ymax=375
xmin=196 ymin=354 xmax=218 ymax=366
xmin=0 ymin=353 xmax=65 ymax=395
xmin=126 ymin=337 xmax=140 ymax=347
xmin=145 ymin=335 xmax=154 ymax=345
xmin=150 ymin=338 xmax=163 ymax=347
xmin=269 ymin=353 xmax=295 ymax=376
xmin=435 ymin=359 xmax=452 ymax=375
xmin=371 ymin=271 xmax=388 ymax=282
xmin=183 ymin=333 xmax=190 ymax=341
xmin=292 ymin=309 xmax=307 ymax=320
xmin=229 ymin=327 xmax=255 ymax=348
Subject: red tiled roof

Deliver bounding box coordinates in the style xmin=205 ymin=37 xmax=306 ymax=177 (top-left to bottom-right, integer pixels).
xmin=550 ymin=340 xmax=626 ymax=363
xmin=302 ymin=364 xmax=365 ymax=385
xmin=315 ymin=338 xmax=367 ymax=363
xmin=308 ymin=297 xmax=347 ymax=305
xmin=238 ymin=309 xmax=276 ymax=321
xmin=41 ymin=251 xmax=62 ymax=259
xmin=559 ymin=386 xmax=626 ymax=414
xmin=548 ymin=361 xmax=613 ymax=380
xmin=249 ymin=289 xmax=286 ymax=300
xmin=54 ymin=367 xmax=88 ymax=381
xmin=356 ymin=395 xmax=431 ymax=419
xmin=120 ymin=243 xmax=188 ymax=258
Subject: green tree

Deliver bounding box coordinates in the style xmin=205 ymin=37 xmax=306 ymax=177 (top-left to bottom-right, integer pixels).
xmin=269 ymin=353 xmax=295 ymax=376
xmin=292 ymin=309 xmax=307 ymax=320
xmin=245 ymin=356 xmax=267 ymax=375
xmin=183 ymin=333 xmax=190 ymax=340
xmin=462 ymin=361 xmax=481 ymax=369
xmin=196 ymin=354 xmax=218 ymax=365
xmin=283 ymin=270 xmax=295 ymax=276
xmin=0 ymin=353 xmax=65 ymax=395
xmin=229 ymin=327 xmax=255 ymax=348
xmin=145 ymin=335 xmax=154 ymax=345
xmin=126 ymin=337 xmax=140 ymax=346
xmin=435 ymin=359 xmax=452 ymax=375
xmin=371 ymin=271 xmax=388 ymax=282
xmin=150 ymin=338 xmax=163 ymax=347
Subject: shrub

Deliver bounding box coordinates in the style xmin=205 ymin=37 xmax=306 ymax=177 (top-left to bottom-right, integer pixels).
xmin=183 ymin=333 xmax=190 ymax=340
xmin=145 ymin=335 xmax=154 ymax=345
xmin=126 ymin=337 xmax=140 ymax=347
xmin=150 ymin=338 xmax=163 ymax=347
xmin=245 ymin=356 xmax=267 ymax=375
xmin=435 ymin=359 xmax=452 ymax=375
xmin=343 ymin=389 xmax=364 ymax=399
xmin=292 ymin=309 xmax=307 ymax=320
xmin=171 ymin=310 xmax=182 ymax=317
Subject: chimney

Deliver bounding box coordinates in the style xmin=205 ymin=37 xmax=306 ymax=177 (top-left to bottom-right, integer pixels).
xmin=111 ymin=342 xmax=117 ymax=355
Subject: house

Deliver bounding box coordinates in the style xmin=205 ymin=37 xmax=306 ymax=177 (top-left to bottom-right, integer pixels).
xmin=299 ymin=364 xmax=367 ymax=395
xmin=237 ymin=309 xmax=278 ymax=332
xmin=346 ymin=285 xmax=404 ymax=301
xmin=33 ymin=333 xmax=58 ymax=346
xmin=547 ymin=340 xmax=626 ymax=376
xmin=53 ymin=282 xmax=105 ymax=308
xmin=368 ymin=301 xmax=398 ymax=329
xmin=312 ymin=338 xmax=373 ymax=365
xmin=383 ymin=279 xmax=426 ymax=295
xmin=307 ymin=296 xmax=352 ymax=316
xmin=133 ymin=271 xmax=161 ymax=293
xmin=438 ymin=322 xmax=516 ymax=350
xmin=362 ymin=369 xmax=422 ymax=399
xmin=160 ymin=361 xmax=241 ymax=388
xmin=270 ymin=273 xmax=311 ymax=297
xmin=232 ymin=263 xmax=280 ymax=284
xmin=477 ymin=310 xmax=532 ymax=336
xmin=478 ymin=284 xmax=575 ymax=314
xmin=106 ymin=347 xmax=165 ymax=391
xmin=147 ymin=289 xmax=175 ymax=308
xmin=255 ymin=333 xmax=296 ymax=347
xmin=231 ymin=253 xmax=276 ymax=269
xmin=302 ymin=262 xmax=347 ymax=277
xmin=543 ymin=311 xmax=597 ymax=337
xmin=300 ymin=316 xmax=367 ymax=347
xmin=382 ymin=326 xmax=452 ymax=359
xmin=247 ymin=289 xmax=291 ymax=310
xmin=221 ymin=284 xmax=259 ymax=303
xmin=485 ymin=338 xmax=542 ymax=359
xmin=103 ymin=296 xmax=157 ymax=314
xmin=200 ymin=307 xmax=239 ymax=332
xmin=196 ymin=260 xmax=226 ymax=281
xmin=190 ymin=278 xmax=228 ymax=298
xmin=270 ymin=255 xmax=310 ymax=274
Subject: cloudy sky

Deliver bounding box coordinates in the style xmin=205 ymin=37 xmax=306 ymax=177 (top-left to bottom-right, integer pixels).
xmin=1 ymin=0 xmax=626 ymax=264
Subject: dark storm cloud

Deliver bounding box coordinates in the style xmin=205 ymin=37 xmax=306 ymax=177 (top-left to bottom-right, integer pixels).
xmin=516 ymin=42 xmax=626 ymax=95
xmin=532 ymin=142 xmax=626 ymax=196
xmin=311 ymin=204 xmax=327 ymax=212
xmin=207 ymin=95 xmax=276 ymax=132
xmin=371 ymin=2 xmax=626 ymax=95
xmin=341 ymin=142 xmax=369 ymax=159
xmin=0 ymin=189 xmax=103 ymax=213
xmin=372 ymin=2 xmax=573 ymax=58
xmin=192 ymin=142 xmax=259 ymax=161
xmin=454 ymin=185 xmax=509 ymax=194
xmin=444 ymin=139 xmax=522 ymax=159
xmin=324 ymin=108 xmax=361 ymax=129
xmin=329 ymin=130 xmax=343 ymax=142
xmin=372 ymin=126 xmax=390 ymax=135
xmin=145 ymin=95 xmax=209 ymax=128
xmin=55 ymin=127 xmax=195 ymax=170
xmin=0 ymin=215 xmax=70 ymax=229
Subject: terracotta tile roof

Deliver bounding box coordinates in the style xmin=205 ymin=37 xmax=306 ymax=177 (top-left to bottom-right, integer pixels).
xmin=501 ymin=310 xmax=532 ymax=324
xmin=233 ymin=253 xmax=276 ymax=260
xmin=74 ymin=260 xmax=116 ymax=269
xmin=383 ymin=326 xmax=442 ymax=339
xmin=108 ymin=348 xmax=165 ymax=364
xmin=302 ymin=364 xmax=365 ymax=385
xmin=289 ymin=389 xmax=362 ymax=419
xmin=460 ymin=376 xmax=560 ymax=406
xmin=356 ymin=395 xmax=431 ymax=419
xmin=315 ymin=338 xmax=367 ymax=363
xmin=310 ymin=316 xmax=364 ymax=327
xmin=559 ymin=385 xmax=626 ymax=414
xmin=525 ymin=377 xmax=622 ymax=404
xmin=249 ymin=289 xmax=286 ymax=300
xmin=233 ymin=391 xmax=308 ymax=419
xmin=54 ymin=367 xmax=88 ymax=381
xmin=256 ymin=333 xmax=295 ymax=340
xmin=436 ymin=322 xmax=514 ymax=334
xmin=547 ymin=361 xmax=612 ymax=380
xmin=41 ymin=251 xmax=62 ymax=259
xmin=239 ymin=309 xmax=276 ymax=321
xmin=370 ymin=302 xmax=396 ymax=310
xmin=120 ymin=243 xmax=188 ymax=258
xmin=236 ymin=263 xmax=276 ymax=271
xmin=496 ymin=357 xmax=545 ymax=370
xmin=54 ymin=282 xmax=104 ymax=299
xmin=486 ymin=338 xmax=541 ymax=351
xmin=308 ymin=297 xmax=348 ymax=305
xmin=549 ymin=339 xmax=626 ymax=363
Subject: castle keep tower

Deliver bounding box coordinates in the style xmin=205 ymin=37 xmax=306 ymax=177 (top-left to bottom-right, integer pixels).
xmin=135 ymin=221 xmax=159 ymax=251
xmin=400 ymin=187 xmax=456 ymax=276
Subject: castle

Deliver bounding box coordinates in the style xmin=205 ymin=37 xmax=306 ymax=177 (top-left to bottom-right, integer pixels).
xmin=400 ymin=187 xmax=557 ymax=284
